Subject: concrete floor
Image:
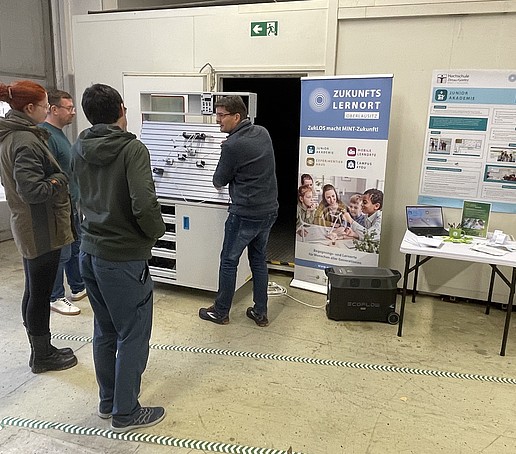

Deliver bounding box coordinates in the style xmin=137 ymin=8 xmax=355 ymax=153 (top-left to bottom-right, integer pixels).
xmin=1 ymin=238 xmax=516 ymax=454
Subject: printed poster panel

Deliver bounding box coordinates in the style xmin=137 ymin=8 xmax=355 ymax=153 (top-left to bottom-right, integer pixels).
xmin=292 ymin=75 xmax=393 ymax=293
xmin=418 ymin=70 xmax=516 ymax=213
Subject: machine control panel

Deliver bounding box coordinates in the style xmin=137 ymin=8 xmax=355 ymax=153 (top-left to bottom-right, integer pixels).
xmin=201 ymin=92 xmax=213 ymax=115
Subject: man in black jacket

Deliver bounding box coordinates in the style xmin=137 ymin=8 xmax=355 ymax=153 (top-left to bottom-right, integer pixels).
xmin=199 ymin=96 xmax=278 ymax=326
xmin=72 ymin=84 xmax=166 ymax=432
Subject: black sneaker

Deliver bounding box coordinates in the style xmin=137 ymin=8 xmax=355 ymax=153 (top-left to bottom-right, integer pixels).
xmin=97 ymin=408 xmax=112 ymax=419
xmin=199 ymin=305 xmax=229 ymax=325
xmin=246 ymin=307 xmax=269 ymax=327
xmin=111 ymin=406 xmax=166 ymax=433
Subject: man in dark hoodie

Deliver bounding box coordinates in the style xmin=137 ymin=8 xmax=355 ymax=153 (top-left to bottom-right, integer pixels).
xmin=71 ymin=84 xmax=166 ymax=433
xmin=199 ymin=96 xmax=278 ymax=327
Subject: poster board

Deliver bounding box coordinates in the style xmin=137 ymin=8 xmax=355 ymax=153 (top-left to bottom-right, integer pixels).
xmin=418 ymin=70 xmax=516 ymax=213
xmin=291 ymin=75 xmax=393 ymax=293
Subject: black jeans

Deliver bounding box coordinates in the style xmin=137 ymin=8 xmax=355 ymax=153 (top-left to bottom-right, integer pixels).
xmin=22 ymin=249 xmax=61 ymax=335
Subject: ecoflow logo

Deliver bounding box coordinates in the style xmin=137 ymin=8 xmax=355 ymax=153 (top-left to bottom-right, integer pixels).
xmin=309 ymin=88 xmax=331 ymax=112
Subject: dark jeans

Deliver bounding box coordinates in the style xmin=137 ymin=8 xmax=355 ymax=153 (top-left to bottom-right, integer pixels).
xmin=214 ymin=211 xmax=277 ymax=317
xmin=22 ymin=249 xmax=61 ymax=335
xmin=79 ymin=252 xmax=154 ymax=421
xmin=51 ymin=212 xmax=85 ymax=300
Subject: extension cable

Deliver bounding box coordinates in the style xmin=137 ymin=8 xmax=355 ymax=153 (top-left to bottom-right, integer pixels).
xmin=267 ymin=281 xmax=287 ymax=296
xmin=267 ymin=281 xmax=326 ymax=309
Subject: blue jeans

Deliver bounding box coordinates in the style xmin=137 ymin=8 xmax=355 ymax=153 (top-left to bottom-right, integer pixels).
xmin=214 ymin=212 xmax=277 ymax=317
xmin=79 ymin=252 xmax=154 ymax=422
xmin=51 ymin=212 xmax=84 ymax=300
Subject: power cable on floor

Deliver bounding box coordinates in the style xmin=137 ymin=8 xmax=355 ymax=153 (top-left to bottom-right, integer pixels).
xmin=267 ymin=281 xmax=326 ymax=309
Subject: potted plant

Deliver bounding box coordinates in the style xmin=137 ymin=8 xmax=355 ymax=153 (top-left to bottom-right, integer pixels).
xmin=353 ymin=231 xmax=380 ymax=254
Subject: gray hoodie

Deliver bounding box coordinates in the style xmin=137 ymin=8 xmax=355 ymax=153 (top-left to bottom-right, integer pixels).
xmin=71 ymin=124 xmax=165 ymax=261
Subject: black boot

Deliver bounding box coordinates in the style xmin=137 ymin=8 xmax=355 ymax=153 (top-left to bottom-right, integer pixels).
xmin=29 ymin=333 xmax=78 ymax=374
xmin=26 ymin=330 xmax=74 ymax=368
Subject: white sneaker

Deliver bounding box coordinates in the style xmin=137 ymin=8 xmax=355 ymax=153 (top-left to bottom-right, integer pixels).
xmin=71 ymin=289 xmax=87 ymax=301
xmin=50 ymin=297 xmax=81 ymax=316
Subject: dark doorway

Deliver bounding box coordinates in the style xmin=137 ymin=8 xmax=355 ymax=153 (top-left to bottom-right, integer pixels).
xmin=221 ymin=76 xmax=302 ymax=268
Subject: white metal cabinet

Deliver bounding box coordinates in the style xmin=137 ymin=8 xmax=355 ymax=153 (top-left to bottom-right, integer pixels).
xmin=175 ymin=202 xmax=250 ymax=291
xmin=149 ymin=198 xmax=251 ymax=292
xmin=141 ymin=92 xmax=256 ymax=292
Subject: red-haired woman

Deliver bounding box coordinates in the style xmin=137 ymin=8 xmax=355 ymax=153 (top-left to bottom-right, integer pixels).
xmin=0 ymin=80 xmax=77 ymax=373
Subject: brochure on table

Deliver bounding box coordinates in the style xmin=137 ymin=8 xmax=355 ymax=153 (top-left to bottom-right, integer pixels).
xmin=461 ymin=200 xmax=491 ymax=237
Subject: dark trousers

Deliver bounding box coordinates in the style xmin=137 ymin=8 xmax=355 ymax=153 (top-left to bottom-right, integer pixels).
xmin=79 ymin=252 xmax=154 ymax=421
xmin=215 ymin=212 xmax=277 ymax=317
xmin=22 ymin=249 xmax=61 ymax=335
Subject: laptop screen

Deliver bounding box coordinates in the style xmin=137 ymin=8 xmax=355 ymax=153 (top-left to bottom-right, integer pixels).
xmin=406 ymin=206 xmax=445 ymax=229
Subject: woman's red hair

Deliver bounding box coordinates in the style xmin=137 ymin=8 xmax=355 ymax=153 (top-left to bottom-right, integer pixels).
xmin=0 ymin=80 xmax=46 ymax=111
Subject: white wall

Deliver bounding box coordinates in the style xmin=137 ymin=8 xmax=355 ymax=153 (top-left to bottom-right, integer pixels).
xmin=72 ymin=0 xmax=329 ymax=131
xmin=69 ymin=0 xmax=516 ymax=301
xmin=335 ymin=3 xmax=516 ymax=300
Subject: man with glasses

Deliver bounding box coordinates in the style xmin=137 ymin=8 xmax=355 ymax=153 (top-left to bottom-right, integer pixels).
xmin=199 ymin=96 xmax=278 ymax=326
xmin=40 ymin=89 xmax=85 ymax=316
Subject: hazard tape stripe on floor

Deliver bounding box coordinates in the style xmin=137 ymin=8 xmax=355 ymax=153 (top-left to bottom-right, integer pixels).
xmin=0 ymin=416 xmax=299 ymax=453
xmin=51 ymin=333 xmax=516 ymax=385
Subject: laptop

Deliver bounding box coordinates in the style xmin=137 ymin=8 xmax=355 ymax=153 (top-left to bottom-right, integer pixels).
xmin=406 ymin=206 xmax=449 ymax=236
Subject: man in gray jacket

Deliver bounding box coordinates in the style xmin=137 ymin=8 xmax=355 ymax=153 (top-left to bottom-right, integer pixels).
xmin=199 ymin=96 xmax=278 ymax=326
xmin=72 ymin=84 xmax=166 ymax=432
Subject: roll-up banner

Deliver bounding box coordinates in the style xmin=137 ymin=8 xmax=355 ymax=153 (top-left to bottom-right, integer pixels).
xmin=291 ymin=75 xmax=394 ymax=293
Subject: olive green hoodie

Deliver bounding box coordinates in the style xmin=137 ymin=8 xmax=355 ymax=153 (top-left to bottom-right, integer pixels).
xmin=71 ymin=124 xmax=165 ymax=261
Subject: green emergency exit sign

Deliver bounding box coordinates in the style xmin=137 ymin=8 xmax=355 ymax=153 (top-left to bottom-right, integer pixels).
xmin=251 ymin=21 xmax=278 ymax=37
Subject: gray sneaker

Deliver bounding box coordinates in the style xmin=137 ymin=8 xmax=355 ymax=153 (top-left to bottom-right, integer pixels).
xmin=111 ymin=407 xmax=166 ymax=433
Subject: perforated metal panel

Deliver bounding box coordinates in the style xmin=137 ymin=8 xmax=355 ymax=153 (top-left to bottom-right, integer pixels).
xmin=141 ymin=121 xmax=230 ymax=204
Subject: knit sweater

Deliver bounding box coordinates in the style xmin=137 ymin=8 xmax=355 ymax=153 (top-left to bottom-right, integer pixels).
xmin=40 ymin=122 xmax=79 ymax=206
xmin=213 ymin=119 xmax=278 ymax=218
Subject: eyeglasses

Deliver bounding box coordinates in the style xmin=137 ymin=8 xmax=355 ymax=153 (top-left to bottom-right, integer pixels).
xmin=56 ymin=105 xmax=76 ymax=113
xmin=215 ymin=112 xmax=234 ymax=119
xmin=36 ymin=103 xmax=50 ymax=110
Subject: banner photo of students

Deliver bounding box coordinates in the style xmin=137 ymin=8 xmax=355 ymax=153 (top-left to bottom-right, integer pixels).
xmin=291 ymin=75 xmax=394 ymax=293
